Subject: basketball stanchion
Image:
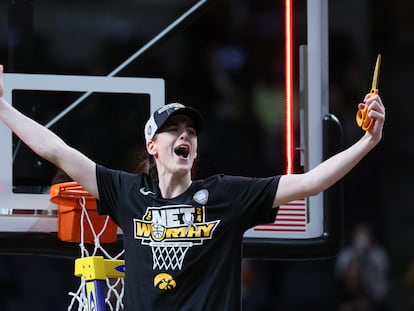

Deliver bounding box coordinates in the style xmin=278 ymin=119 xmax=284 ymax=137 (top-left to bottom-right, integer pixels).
xmin=50 ymin=182 xmax=125 ymax=311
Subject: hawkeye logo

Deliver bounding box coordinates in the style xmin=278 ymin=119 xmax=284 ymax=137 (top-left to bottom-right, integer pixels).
xmin=154 ymin=273 xmax=176 ymax=290
xmin=134 ymin=204 xmax=219 ymax=244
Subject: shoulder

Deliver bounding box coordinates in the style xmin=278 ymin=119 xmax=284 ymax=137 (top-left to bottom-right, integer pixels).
xmin=96 ymin=164 xmax=148 ymax=187
xmin=196 ymin=174 xmax=239 ymax=186
xmin=196 ymin=174 xmax=280 ymax=189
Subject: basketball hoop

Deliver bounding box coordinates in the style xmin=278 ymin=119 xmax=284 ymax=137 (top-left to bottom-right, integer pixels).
xmin=50 ymin=182 xmax=125 ymax=310
xmin=50 ymin=181 xmax=118 ymax=244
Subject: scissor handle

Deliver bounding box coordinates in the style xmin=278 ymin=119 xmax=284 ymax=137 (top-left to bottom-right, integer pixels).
xmin=356 ymin=104 xmax=374 ymax=130
xmin=356 ymin=88 xmax=378 ymax=131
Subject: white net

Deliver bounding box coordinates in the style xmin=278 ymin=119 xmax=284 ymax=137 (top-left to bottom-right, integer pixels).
xmin=149 ymin=242 xmax=192 ymax=270
xmin=67 ymin=196 xmax=125 ymax=311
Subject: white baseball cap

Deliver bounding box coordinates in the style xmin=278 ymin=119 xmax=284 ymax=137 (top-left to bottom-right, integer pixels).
xmin=144 ymin=103 xmax=204 ymax=142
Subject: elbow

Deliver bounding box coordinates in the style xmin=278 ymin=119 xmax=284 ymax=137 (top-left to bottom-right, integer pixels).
xmin=307 ymin=188 xmax=322 ymax=197
xmin=305 ymin=179 xmax=335 ymax=197
xmin=42 ymin=144 xmax=70 ymax=168
xmin=302 ymin=177 xmax=324 ymax=197
xmin=40 ymin=145 xmax=59 ymax=165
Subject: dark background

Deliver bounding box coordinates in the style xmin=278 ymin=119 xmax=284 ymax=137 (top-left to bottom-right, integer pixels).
xmin=0 ymin=0 xmax=412 ymax=310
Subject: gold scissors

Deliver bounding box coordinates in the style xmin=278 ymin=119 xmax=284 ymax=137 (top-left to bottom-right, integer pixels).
xmin=356 ymin=54 xmax=381 ymax=130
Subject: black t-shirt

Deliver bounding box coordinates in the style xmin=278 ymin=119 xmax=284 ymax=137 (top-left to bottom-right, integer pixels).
xmin=96 ymin=164 xmax=280 ymax=311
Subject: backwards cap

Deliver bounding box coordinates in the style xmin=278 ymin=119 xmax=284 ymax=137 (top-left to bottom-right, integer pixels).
xmin=144 ymin=103 xmax=204 ymax=142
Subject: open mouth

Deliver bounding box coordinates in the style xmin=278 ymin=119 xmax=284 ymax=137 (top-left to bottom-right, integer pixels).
xmin=174 ymin=145 xmax=190 ymax=159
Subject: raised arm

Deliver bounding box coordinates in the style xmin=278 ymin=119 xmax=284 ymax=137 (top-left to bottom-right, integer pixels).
xmin=274 ymin=94 xmax=385 ymax=207
xmin=0 ymin=65 xmax=99 ymax=199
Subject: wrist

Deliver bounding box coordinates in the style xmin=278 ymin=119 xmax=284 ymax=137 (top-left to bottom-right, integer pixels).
xmin=361 ymin=131 xmax=381 ymax=150
xmin=0 ymin=97 xmax=7 ymax=109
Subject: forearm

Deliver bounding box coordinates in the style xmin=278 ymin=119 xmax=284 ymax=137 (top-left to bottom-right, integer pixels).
xmin=274 ymin=94 xmax=385 ymax=207
xmin=304 ymin=133 xmax=378 ymax=195
xmin=0 ymin=98 xmax=66 ymax=165
xmin=275 ymin=132 xmax=381 ymax=207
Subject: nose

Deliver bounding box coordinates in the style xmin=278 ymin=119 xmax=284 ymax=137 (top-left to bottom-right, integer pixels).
xmin=179 ymin=129 xmax=190 ymax=140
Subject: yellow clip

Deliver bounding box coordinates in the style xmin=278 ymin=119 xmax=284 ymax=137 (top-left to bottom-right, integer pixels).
xmin=75 ymin=256 xmax=125 ymax=281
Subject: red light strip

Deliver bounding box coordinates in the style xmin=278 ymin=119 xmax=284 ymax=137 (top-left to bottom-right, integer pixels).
xmin=285 ymin=0 xmax=294 ymax=174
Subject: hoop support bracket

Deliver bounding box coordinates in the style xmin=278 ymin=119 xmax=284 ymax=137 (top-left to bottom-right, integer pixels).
xmin=75 ymin=256 xmax=125 ymax=281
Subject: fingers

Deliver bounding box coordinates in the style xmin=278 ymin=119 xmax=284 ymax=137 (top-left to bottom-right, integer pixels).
xmin=364 ymin=94 xmax=384 ymax=107
xmin=363 ymin=95 xmax=385 ymax=127
xmin=357 ymin=94 xmax=385 ymax=132
xmin=366 ymin=94 xmax=385 ymax=112
xmin=362 ymin=94 xmax=383 ymax=110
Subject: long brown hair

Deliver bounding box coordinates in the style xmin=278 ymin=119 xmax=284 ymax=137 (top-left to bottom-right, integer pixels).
xmin=135 ymin=150 xmax=158 ymax=182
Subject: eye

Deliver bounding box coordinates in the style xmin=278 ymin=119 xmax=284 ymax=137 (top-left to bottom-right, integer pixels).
xmin=165 ymin=126 xmax=178 ymax=132
xmin=187 ymin=127 xmax=196 ymax=136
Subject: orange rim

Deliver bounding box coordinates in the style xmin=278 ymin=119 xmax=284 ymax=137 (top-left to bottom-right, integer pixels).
xmin=50 ymin=181 xmax=96 ymax=208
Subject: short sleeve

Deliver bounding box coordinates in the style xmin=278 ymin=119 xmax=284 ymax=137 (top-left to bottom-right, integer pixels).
xmin=212 ymin=175 xmax=280 ymax=230
xmin=95 ymin=164 xmax=128 ymax=225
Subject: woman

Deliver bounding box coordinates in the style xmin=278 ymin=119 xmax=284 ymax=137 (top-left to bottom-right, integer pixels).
xmin=0 ymin=64 xmax=385 ymax=310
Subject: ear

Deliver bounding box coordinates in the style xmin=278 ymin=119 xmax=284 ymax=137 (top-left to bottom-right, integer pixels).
xmin=146 ymin=140 xmax=157 ymax=156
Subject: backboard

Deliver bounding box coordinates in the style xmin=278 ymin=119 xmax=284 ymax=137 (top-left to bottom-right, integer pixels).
xmin=0 ymin=0 xmax=343 ymax=260
xmin=0 ymin=73 xmax=164 ymax=256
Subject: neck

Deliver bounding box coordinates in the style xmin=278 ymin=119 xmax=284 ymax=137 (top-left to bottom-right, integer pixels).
xmin=157 ymin=172 xmax=192 ymax=199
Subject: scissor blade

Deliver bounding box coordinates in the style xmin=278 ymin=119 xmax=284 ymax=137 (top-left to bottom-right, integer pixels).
xmin=371 ymin=54 xmax=381 ymax=90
